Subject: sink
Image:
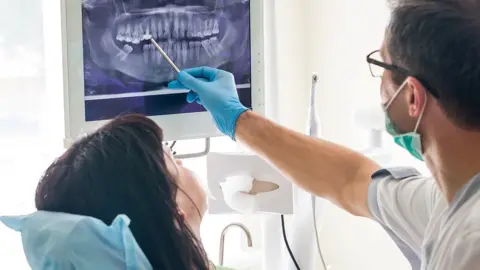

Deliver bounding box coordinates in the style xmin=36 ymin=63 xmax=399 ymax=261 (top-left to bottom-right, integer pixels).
xmin=222 ymin=249 xmax=262 ymax=270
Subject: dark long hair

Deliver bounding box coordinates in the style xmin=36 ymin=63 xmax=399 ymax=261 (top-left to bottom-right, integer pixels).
xmin=35 ymin=114 xmax=209 ymax=270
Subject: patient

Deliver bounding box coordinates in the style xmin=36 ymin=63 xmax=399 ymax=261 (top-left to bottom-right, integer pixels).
xmin=31 ymin=114 xmax=216 ymax=269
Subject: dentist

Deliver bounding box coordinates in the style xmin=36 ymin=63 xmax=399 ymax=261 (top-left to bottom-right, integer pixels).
xmin=168 ymin=1 xmax=480 ymax=269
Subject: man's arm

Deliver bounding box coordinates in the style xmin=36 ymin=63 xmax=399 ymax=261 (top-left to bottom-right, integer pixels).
xmin=235 ymin=111 xmax=444 ymax=263
xmin=235 ymin=111 xmax=380 ymax=218
xmin=170 ymin=67 xmax=442 ymax=263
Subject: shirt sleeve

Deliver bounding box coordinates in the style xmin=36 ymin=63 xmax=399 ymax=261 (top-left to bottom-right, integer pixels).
xmin=367 ymin=167 xmax=444 ymax=269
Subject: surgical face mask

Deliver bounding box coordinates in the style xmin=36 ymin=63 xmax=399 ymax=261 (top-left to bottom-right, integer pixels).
xmin=383 ymin=81 xmax=427 ymax=161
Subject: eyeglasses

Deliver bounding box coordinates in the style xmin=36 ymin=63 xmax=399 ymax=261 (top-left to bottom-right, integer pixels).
xmin=366 ymin=50 xmax=439 ymax=98
xmin=366 ymin=50 xmax=410 ymax=78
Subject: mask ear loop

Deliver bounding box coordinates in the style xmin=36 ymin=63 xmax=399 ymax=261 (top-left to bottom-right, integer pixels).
xmin=385 ymin=80 xmax=409 ymax=110
xmin=413 ymin=94 xmax=428 ymax=133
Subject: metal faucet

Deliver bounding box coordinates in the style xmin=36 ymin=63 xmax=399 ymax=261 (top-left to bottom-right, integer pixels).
xmin=218 ymin=222 xmax=253 ymax=266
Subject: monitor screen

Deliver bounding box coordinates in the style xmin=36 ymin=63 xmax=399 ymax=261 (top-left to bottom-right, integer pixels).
xmin=81 ymin=0 xmax=252 ymax=121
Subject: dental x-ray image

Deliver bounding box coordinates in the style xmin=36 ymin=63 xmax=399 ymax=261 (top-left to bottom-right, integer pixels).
xmin=82 ymin=0 xmax=252 ymax=121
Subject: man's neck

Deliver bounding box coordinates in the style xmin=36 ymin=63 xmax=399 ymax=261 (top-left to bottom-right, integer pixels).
xmin=426 ymin=128 xmax=480 ymax=202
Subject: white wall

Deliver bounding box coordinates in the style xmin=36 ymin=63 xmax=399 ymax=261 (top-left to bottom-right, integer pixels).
xmin=269 ymin=1 xmax=311 ymax=131
xmin=305 ymin=0 xmax=411 ymax=269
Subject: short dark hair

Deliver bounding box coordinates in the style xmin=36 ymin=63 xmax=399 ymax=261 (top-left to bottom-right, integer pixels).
xmin=35 ymin=114 xmax=209 ymax=270
xmin=386 ymin=0 xmax=480 ymax=129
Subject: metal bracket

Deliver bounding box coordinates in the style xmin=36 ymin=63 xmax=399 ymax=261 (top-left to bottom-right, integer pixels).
xmin=171 ymin=137 xmax=211 ymax=159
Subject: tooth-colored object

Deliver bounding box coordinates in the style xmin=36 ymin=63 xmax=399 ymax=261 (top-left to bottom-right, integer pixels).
xmin=138 ymin=23 xmax=146 ymax=41
xmin=180 ymin=17 xmax=187 ymax=39
xmin=143 ymin=44 xmax=149 ymax=64
xmin=182 ymin=41 xmax=188 ymax=64
xmin=195 ymin=17 xmax=203 ymax=37
xmin=160 ymin=42 xmax=170 ymax=64
xmin=205 ymin=19 xmax=213 ymax=36
xmin=151 ymin=19 xmax=157 ymax=39
xmin=143 ymin=21 xmax=151 ymax=40
xmin=132 ymin=25 xmax=141 ymax=44
xmin=187 ymin=14 xmax=193 ymax=38
xmin=116 ymin=24 xmax=126 ymax=41
xmin=158 ymin=20 xmax=164 ymax=39
xmin=201 ymin=39 xmax=214 ymax=57
xmin=143 ymin=33 xmax=152 ymax=40
xmin=163 ymin=18 xmax=170 ymax=38
xmin=195 ymin=41 xmax=201 ymax=59
xmin=117 ymin=44 xmax=132 ymax=61
xmin=201 ymin=40 xmax=210 ymax=57
xmin=209 ymin=36 xmax=222 ymax=55
xmin=209 ymin=19 xmax=215 ymax=35
xmin=156 ymin=48 xmax=162 ymax=65
xmin=122 ymin=44 xmax=133 ymax=53
xmin=188 ymin=41 xmax=195 ymax=60
xmin=150 ymin=44 xmax=156 ymax=64
xmin=204 ymin=20 xmax=210 ymax=37
xmin=212 ymin=19 xmax=220 ymax=34
xmin=173 ymin=14 xmax=180 ymax=39
xmin=124 ymin=24 xmax=132 ymax=43
xmin=175 ymin=43 xmax=181 ymax=63
xmin=220 ymin=175 xmax=256 ymax=214
xmin=166 ymin=42 xmax=173 ymax=59
xmin=191 ymin=19 xmax=197 ymax=38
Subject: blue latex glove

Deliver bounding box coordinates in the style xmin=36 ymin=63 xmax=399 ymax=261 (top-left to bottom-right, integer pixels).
xmin=168 ymin=67 xmax=248 ymax=140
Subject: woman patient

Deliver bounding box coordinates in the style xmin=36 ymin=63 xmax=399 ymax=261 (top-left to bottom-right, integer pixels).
xmin=14 ymin=114 xmax=224 ymax=269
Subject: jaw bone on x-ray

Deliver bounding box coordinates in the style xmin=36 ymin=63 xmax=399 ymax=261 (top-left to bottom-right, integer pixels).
xmin=82 ymin=0 xmax=252 ymax=121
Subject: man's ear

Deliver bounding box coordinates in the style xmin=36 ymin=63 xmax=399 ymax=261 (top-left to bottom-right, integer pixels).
xmin=406 ymin=77 xmax=428 ymax=118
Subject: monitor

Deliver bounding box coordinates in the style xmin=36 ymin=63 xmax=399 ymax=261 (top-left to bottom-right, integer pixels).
xmin=62 ymin=0 xmax=265 ymax=143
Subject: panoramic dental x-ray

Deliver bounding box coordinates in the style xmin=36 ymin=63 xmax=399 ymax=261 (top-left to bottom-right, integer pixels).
xmin=82 ymin=0 xmax=252 ymax=120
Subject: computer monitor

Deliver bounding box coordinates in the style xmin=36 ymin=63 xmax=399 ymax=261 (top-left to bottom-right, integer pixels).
xmin=62 ymin=0 xmax=265 ymax=142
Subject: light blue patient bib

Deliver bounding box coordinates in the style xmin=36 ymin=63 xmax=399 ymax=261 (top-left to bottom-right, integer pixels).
xmin=0 ymin=211 xmax=153 ymax=270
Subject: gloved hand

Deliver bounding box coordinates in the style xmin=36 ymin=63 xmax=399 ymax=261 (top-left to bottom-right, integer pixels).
xmin=168 ymin=67 xmax=249 ymax=140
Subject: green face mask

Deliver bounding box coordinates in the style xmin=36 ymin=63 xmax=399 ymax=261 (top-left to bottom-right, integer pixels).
xmin=383 ymin=81 xmax=427 ymax=161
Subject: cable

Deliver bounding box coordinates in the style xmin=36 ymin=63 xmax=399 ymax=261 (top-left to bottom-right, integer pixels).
xmin=281 ymin=215 xmax=301 ymax=270
xmin=312 ymin=196 xmax=328 ymax=270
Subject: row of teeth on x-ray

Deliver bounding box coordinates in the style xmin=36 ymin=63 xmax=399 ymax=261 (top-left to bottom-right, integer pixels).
xmin=116 ymin=15 xmax=220 ymax=44
xmin=118 ymin=37 xmax=222 ymax=64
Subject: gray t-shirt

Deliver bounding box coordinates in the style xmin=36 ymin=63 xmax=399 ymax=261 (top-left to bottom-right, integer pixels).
xmin=368 ymin=167 xmax=480 ymax=270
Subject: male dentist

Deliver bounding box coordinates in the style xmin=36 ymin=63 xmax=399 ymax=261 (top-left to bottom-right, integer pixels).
xmin=168 ymin=1 xmax=480 ymax=269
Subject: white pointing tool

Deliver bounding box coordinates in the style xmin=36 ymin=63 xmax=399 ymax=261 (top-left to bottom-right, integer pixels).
xmin=150 ymin=38 xmax=180 ymax=73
